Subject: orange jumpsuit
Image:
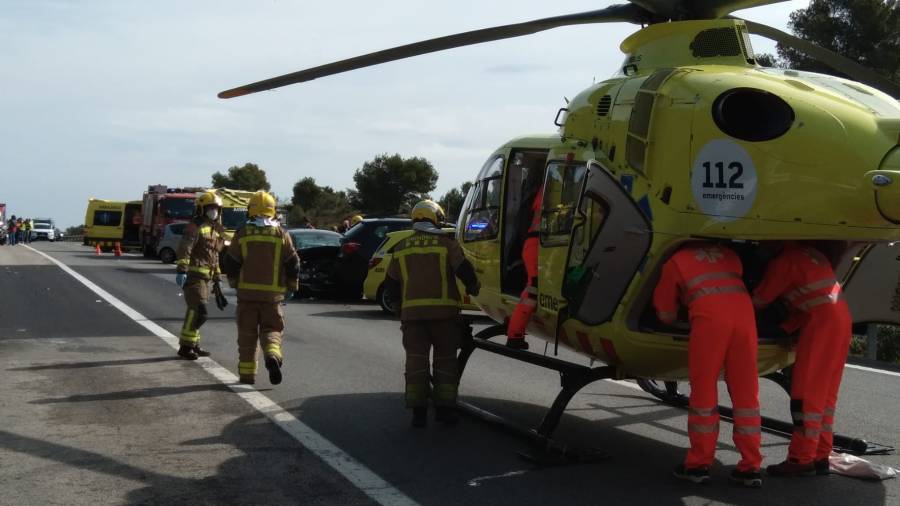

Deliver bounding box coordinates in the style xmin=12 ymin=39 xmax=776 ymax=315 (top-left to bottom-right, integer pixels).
xmin=507 ymin=188 xmax=543 ymax=341
xmin=653 ymin=243 xmax=762 ymax=472
xmin=753 ymin=244 xmax=851 ymax=465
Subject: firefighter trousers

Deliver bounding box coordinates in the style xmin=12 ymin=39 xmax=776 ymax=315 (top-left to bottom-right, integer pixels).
xmin=787 ymin=303 xmax=852 ymax=464
xmin=507 ymin=237 xmax=539 ymax=338
xmin=401 ymin=318 xmax=461 ymax=408
xmin=685 ymin=296 xmax=762 ymax=472
xmin=180 ymin=277 xmax=210 ymax=347
xmin=236 ymin=300 xmax=285 ymax=380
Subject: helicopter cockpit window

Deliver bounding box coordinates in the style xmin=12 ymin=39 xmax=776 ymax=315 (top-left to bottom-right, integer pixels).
xmin=463 ymin=156 xmax=504 ymax=242
xmin=540 ymin=161 xmax=587 ymax=247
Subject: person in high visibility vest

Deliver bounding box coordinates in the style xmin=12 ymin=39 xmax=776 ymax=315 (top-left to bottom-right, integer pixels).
xmin=384 ymin=200 xmax=480 ymax=427
xmin=174 ymin=191 xmax=225 ymax=360
xmin=753 ymin=242 xmax=851 ymax=477
xmin=222 ymin=191 xmax=300 ymax=385
xmin=654 ymin=241 xmax=763 ymax=487
xmin=505 ymin=186 xmax=543 ymax=350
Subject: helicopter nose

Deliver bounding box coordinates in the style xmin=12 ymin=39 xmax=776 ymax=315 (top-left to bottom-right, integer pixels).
xmin=870 ymin=146 xmax=900 ymax=223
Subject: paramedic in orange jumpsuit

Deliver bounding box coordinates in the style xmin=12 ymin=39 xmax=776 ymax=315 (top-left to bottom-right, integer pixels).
xmin=506 ymin=187 xmax=543 ymax=350
xmin=653 ymin=242 xmax=763 ymax=487
xmin=753 ymin=242 xmax=851 ymax=477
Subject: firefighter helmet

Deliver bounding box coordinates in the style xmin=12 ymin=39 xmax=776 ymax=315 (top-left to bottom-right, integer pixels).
xmin=248 ymin=191 xmax=277 ymax=218
xmin=197 ymin=190 xmax=223 ymax=209
xmin=350 ymin=215 xmax=364 ymax=226
xmin=410 ymin=200 xmax=445 ymax=225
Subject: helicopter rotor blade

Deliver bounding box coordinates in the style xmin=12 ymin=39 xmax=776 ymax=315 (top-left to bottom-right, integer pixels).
xmin=628 ymin=0 xmax=785 ymax=20
xmin=741 ymin=19 xmax=900 ymax=99
xmin=689 ymin=0 xmax=786 ymax=19
xmin=218 ymin=4 xmax=649 ymax=99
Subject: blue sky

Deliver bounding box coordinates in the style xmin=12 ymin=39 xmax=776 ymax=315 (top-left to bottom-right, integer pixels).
xmin=1 ymin=0 xmax=807 ymax=228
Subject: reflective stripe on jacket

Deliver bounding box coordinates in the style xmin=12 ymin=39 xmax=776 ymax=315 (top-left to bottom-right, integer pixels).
xmin=386 ymin=230 xmax=467 ymax=321
xmin=175 ymin=217 xmax=224 ymax=279
xmin=753 ymin=244 xmax=842 ymax=313
xmin=226 ymin=223 xmax=298 ymax=302
xmin=652 ymin=243 xmax=748 ymax=323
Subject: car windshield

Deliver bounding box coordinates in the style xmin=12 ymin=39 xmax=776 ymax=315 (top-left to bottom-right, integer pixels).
xmin=164 ymin=198 xmax=195 ymax=219
xmin=290 ymin=231 xmax=342 ymax=249
xmin=221 ymin=208 xmax=248 ymax=229
xmin=34 ymin=222 xmax=51 ymax=229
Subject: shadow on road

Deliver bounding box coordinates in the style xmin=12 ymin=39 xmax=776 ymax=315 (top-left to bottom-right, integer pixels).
xmin=31 ymin=383 xmax=231 ymax=403
xmin=273 ymin=392 xmax=888 ymax=506
xmin=8 ymin=356 xmax=180 ymax=371
xmin=0 ymin=389 xmax=889 ymax=505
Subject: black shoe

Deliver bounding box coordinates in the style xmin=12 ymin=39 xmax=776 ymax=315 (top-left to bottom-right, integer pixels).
xmin=673 ymin=464 xmax=710 ymax=484
xmin=193 ymin=346 xmax=211 ymax=357
xmin=730 ymin=469 xmax=763 ymax=488
xmin=239 ymin=375 xmax=255 ymax=385
xmin=177 ymin=345 xmax=198 ymax=360
xmin=411 ymin=407 xmax=427 ymax=428
xmin=505 ymin=338 xmax=529 ymax=350
xmin=435 ymin=407 xmax=459 ymax=426
xmin=265 ymin=356 xmax=283 ymax=385
xmin=766 ymin=459 xmax=816 ymax=477
xmin=814 ymin=459 xmax=830 ymax=475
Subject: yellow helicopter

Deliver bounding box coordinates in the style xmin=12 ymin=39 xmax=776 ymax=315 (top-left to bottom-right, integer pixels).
xmin=219 ymin=0 xmax=900 ymax=458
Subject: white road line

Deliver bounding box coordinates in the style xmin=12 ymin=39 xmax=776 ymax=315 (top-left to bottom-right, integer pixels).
xmin=846 ymin=363 xmax=900 ymax=378
xmin=26 ymin=245 xmax=418 ymax=506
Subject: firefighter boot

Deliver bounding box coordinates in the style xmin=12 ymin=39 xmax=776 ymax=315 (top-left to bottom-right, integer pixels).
xmin=177 ymin=345 xmax=198 ymax=360
xmin=265 ymin=356 xmax=283 ymax=385
xmin=193 ymin=346 xmax=211 ymax=357
xmin=239 ymin=375 xmax=255 ymax=385
xmin=411 ymin=407 xmax=427 ymax=428
xmin=435 ymin=406 xmax=459 ymax=426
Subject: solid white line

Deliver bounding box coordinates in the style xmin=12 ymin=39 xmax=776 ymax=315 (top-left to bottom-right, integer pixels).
xmin=25 ymin=245 xmax=418 ymax=506
xmin=846 ymin=363 xmax=900 ymax=378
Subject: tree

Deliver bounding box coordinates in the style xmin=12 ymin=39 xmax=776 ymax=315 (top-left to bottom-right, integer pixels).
xmin=438 ymin=181 xmax=474 ymax=222
xmin=349 ymin=154 xmax=438 ymax=215
xmin=287 ymin=176 xmax=354 ymax=228
xmin=212 ymin=163 xmax=271 ymax=192
xmin=776 ymin=0 xmax=900 ymax=81
xmin=754 ymin=53 xmax=780 ymax=68
xmin=292 ymin=177 xmax=323 ymax=209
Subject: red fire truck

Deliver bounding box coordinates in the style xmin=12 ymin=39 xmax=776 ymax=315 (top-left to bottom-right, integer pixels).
xmin=140 ymin=185 xmax=204 ymax=257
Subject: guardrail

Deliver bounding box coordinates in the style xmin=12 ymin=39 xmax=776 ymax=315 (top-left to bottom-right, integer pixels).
xmin=59 ymin=235 xmax=84 ymax=243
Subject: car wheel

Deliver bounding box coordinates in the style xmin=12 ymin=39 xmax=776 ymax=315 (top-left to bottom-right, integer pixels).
xmin=377 ymin=284 xmax=398 ymax=314
xmin=159 ymin=247 xmax=176 ymax=264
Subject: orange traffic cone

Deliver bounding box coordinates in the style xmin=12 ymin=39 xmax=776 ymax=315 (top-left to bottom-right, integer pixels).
xmin=114 ymin=242 xmax=122 ymax=257
xmin=95 ymin=243 xmax=102 ymax=256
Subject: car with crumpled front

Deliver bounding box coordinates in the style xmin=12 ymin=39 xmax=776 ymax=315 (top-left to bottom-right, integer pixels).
xmin=289 ymin=228 xmax=344 ymax=298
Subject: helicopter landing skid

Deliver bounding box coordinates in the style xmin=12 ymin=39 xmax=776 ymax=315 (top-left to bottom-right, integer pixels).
xmin=456 ymin=322 xmax=615 ymax=466
xmin=636 ymin=375 xmax=895 ymax=456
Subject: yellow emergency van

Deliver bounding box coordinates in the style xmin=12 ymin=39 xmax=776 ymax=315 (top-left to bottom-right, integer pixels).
xmin=83 ymin=199 xmax=143 ymax=251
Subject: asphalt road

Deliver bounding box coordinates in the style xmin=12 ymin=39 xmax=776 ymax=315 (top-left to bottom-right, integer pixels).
xmin=2 ymin=241 xmax=899 ymax=505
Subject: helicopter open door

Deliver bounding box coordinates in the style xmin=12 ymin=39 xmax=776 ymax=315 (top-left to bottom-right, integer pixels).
xmin=563 ymin=159 xmax=652 ymax=325
xmin=838 ymin=242 xmax=900 ymax=325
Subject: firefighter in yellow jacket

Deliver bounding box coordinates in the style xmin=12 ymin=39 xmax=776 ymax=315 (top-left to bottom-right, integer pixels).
xmin=384 ymin=200 xmax=480 ymax=427
xmin=175 ymin=190 xmax=225 ymax=360
xmin=222 ymin=191 xmax=300 ymax=385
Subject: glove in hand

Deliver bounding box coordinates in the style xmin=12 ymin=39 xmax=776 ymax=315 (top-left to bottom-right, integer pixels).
xmin=176 ymin=273 xmax=187 ymax=287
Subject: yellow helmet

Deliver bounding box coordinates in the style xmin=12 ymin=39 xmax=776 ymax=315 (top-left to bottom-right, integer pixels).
xmin=196 ymin=190 xmax=223 ymax=209
xmin=410 ymin=200 xmax=445 ymax=225
xmin=248 ymin=191 xmax=277 ymax=218
xmin=350 ymin=214 xmax=364 ymax=226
